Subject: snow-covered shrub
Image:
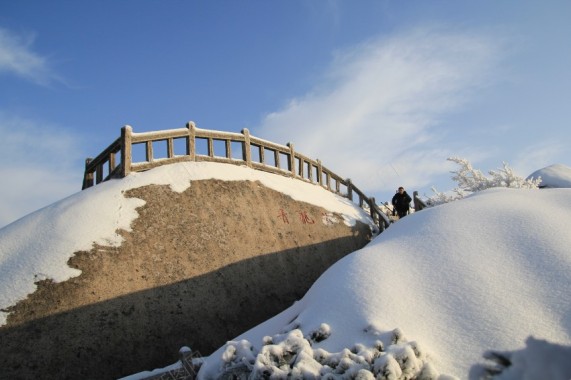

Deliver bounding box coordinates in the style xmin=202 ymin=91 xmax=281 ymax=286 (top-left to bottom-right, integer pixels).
xmin=218 ymin=339 xmax=257 ymax=379
xmin=251 ymin=329 xmax=318 ymax=378
xmin=373 ymin=353 xmax=403 ymax=380
xmin=487 ymin=162 xmax=542 ymax=189
xmin=390 ymin=328 xmax=406 ymax=345
xmin=388 ymin=345 xmax=423 ymax=379
xmin=426 ymin=186 xmax=465 ymax=206
xmin=426 ymin=157 xmax=542 ymax=206
xmin=207 ymin=324 xmax=452 ymax=380
xmin=308 ymin=323 xmax=331 ymax=343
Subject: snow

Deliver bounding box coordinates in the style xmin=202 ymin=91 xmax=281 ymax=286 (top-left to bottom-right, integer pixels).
xmin=527 ymin=163 xmax=571 ymax=188
xmin=479 ymin=337 xmax=571 ymax=379
xmin=193 ymin=188 xmax=571 ymax=378
xmin=2 ymin=161 xmax=571 ymax=380
xmin=0 ymin=162 xmax=374 ymax=326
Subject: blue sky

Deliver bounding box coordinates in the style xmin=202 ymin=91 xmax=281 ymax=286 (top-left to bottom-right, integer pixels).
xmin=1 ymin=1 xmax=570 ymax=228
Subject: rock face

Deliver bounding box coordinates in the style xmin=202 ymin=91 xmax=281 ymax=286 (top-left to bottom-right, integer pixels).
xmin=0 ymin=179 xmax=371 ymax=380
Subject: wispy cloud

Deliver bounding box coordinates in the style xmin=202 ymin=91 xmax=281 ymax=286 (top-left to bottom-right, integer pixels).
xmin=0 ymin=114 xmax=83 ymax=227
xmin=0 ymin=27 xmax=59 ymax=86
xmin=257 ymin=27 xmax=503 ymax=196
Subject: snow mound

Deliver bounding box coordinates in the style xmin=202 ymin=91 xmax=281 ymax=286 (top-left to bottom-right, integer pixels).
xmin=527 ymin=163 xmax=571 ymax=188
xmin=198 ymin=187 xmax=571 ymax=379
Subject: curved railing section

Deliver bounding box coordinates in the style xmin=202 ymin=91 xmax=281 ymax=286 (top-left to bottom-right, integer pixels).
xmin=82 ymin=122 xmax=392 ymax=231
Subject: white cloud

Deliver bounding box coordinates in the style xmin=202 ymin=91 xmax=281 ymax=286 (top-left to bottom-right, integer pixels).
xmin=0 ymin=27 xmax=58 ymax=85
xmin=0 ymin=114 xmax=83 ymax=227
xmin=256 ymin=27 xmax=503 ymax=195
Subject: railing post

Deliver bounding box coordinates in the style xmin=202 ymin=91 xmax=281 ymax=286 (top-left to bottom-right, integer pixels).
xmin=109 ymin=152 xmax=116 ymax=175
xmin=167 ymin=138 xmax=174 ymax=158
xmin=96 ymin=163 xmax=103 ymax=184
xmin=259 ymin=145 xmax=265 ymax=165
xmin=310 ymin=163 xmax=314 ymax=182
xmin=287 ymin=143 xmax=295 ymax=177
xmin=317 ymin=159 xmax=323 ymax=185
xmin=207 ymin=138 xmax=214 ymax=158
xmin=346 ymin=179 xmax=353 ymax=201
xmin=145 ymin=141 xmax=153 ymax=162
xmin=187 ymin=121 xmax=196 ymax=161
xmin=83 ymin=158 xmax=94 ymax=189
xmin=242 ymin=128 xmax=252 ymax=167
xmin=369 ymin=196 xmax=376 ymax=221
xmin=274 ymin=150 xmax=280 ymax=170
xmin=225 ymin=139 xmax=231 ymax=159
xmin=121 ymin=125 xmax=132 ymax=178
xmin=413 ymin=191 xmax=425 ymax=212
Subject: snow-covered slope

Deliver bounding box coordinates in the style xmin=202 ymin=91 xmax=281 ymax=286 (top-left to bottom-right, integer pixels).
xmin=195 ymin=187 xmax=571 ymax=379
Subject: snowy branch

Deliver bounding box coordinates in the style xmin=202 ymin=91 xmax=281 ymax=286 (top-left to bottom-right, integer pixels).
xmin=425 ymin=157 xmax=541 ymax=206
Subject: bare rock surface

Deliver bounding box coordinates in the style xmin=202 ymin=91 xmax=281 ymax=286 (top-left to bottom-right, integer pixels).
xmin=0 ymin=179 xmax=371 ymax=380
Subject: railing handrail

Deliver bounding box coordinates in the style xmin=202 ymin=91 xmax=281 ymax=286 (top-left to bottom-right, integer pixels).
xmin=82 ymin=137 xmax=122 ymax=190
xmin=82 ymin=122 xmax=394 ymax=231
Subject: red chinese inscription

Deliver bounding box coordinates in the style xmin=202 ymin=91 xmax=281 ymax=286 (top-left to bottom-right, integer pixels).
xmin=277 ymin=209 xmax=289 ymax=224
xmin=299 ymin=211 xmax=315 ymax=224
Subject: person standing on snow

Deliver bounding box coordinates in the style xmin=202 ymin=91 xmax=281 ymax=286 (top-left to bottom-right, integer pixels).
xmin=392 ymin=186 xmax=412 ymax=219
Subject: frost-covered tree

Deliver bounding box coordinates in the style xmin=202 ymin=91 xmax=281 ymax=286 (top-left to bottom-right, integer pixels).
xmin=426 ymin=157 xmax=542 ymax=206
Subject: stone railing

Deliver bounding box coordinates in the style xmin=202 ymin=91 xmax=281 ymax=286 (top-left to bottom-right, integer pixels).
xmin=82 ymin=122 xmax=392 ymax=231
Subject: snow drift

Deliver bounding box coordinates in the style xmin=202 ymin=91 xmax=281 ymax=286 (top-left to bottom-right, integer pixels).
xmin=193 ymin=187 xmax=571 ymax=379
xmin=527 ymin=163 xmax=571 ymax=188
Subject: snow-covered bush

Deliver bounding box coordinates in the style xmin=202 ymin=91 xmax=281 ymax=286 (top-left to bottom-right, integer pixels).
xmin=218 ymin=339 xmax=257 ymax=378
xmin=205 ymin=324 xmax=451 ymax=379
xmin=425 ymin=186 xmax=465 ymax=206
xmin=426 ymin=157 xmax=542 ymax=206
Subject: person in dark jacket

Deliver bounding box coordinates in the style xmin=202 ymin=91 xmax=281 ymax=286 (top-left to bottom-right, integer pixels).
xmin=392 ymin=186 xmax=412 ymax=219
